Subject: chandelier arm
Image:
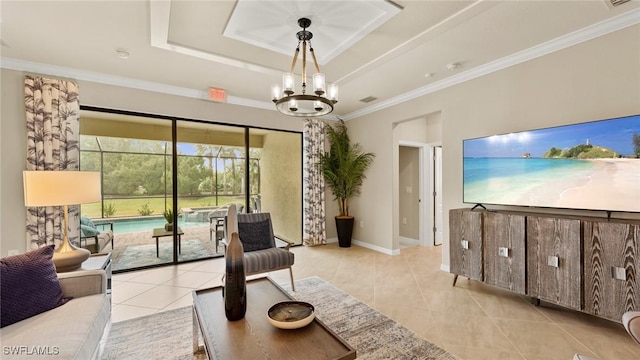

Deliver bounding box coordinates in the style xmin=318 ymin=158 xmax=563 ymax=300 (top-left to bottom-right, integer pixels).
xmin=302 ymin=41 xmax=307 ymax=93
xmin=309 ymin=47 xmax=321 ymax=73
xmin=290 ymin=46 xmax=300 ymax=74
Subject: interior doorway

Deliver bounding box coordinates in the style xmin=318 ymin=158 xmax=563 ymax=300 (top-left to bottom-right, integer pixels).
xmin=397 ymin=141 xmax=442 ymax=247
xmin=433 ymin=145 xmax=443 ymax=246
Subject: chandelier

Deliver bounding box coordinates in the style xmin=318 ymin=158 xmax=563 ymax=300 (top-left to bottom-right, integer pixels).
xmin=271 ymin=18 xmax=338 ymax=117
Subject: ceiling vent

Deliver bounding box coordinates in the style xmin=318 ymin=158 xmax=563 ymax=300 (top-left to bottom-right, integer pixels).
xmin=608 ymin=0 xmax=631 ymax=7
xmin=359 ymin=96 xmax=378 ymax=103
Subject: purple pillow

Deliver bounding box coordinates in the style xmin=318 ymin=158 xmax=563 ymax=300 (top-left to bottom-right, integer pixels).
xmin=1 ymin=245 xmax=70 ymax=328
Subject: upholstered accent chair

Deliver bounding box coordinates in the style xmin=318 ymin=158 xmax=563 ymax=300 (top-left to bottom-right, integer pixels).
xmin=573 ymin=311 xmax=640 ymax=359
xmin=80 ymin=216 xmax=114 ymax=253
xmin=224 ymin=211 xmax=296 ymax=291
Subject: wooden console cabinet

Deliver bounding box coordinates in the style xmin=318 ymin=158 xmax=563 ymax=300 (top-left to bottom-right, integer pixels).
xmin=449 ymin=209 xmax=483 ymax=282
xmin=449 ymin=208 xmax=640 ymax=322
xmin=583 ymin=220 xmax=640 ymax=322
xmin=483 ymin=212 xmax=526 ymax=294
xmin=527 ymin=216 xmax=581 ymax=310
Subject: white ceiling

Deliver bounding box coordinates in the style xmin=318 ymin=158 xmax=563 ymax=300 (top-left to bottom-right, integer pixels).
xmin=1 ymin=0 xmax=639 ymax=120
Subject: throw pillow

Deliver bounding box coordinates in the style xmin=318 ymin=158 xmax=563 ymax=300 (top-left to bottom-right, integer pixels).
xmin=81 ymin=224 xmax=100 ymax=237
xmin=238 ymin=219 xmax=273 ymax=252
xmin=80 ymin=216 xmax=95 ymax=228
xmin=0 ymin=245 xmax=70 ymax=328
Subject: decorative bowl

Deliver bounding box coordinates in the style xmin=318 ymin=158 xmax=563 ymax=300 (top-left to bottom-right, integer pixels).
xmin=267 ymin=301 xmax=315 ymax=329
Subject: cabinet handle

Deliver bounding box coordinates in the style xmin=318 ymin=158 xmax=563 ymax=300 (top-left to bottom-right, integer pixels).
xmin=498 ymin=247 xmax=509 ymax=258
xmin=461 ymin=240 xmax=469 ymax=250
xmin=547 ymin=256 xmax=559 ymax=268
xmin=611 ymin=266 xmax=627 ymax=280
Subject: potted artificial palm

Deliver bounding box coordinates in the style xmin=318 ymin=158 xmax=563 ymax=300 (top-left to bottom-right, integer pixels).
xmin=319 ymin=120 xmax=375 ymax=247
xmin=163 ymin=208 xmax=174 ymax=231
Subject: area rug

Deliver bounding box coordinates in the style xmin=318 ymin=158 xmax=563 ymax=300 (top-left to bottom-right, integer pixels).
xmin=101 ymin=276 xmax=458 ymax=360
xmin=113 ymin=239 xmax=210 ymax=271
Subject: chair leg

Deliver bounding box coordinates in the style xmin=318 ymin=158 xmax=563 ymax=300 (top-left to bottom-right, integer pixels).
xmin=289 ymin=267 xmax=295 ymax=292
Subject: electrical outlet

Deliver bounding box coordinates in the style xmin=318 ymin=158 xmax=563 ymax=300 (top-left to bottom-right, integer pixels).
xmin=8 ymin=249 xmax=19 ymax=256
xmin=359 ymin=221 xmax=364 ymax=228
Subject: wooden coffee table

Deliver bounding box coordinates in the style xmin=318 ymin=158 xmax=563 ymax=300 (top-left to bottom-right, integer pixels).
xmin=192 ymin=277 xmax=356 ymax=360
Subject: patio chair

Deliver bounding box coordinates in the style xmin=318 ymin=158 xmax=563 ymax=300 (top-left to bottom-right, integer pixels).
xmin=80 ymin=216 xmax=114 ymax=253
xmin=223 ymin=207 xmax=295 ymax=291
xmin=209 ymin=203 xmax=245 ymax=252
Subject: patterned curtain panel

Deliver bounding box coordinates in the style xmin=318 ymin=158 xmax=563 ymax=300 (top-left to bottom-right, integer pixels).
xmin=302 ymin=118 xmax=326 ymax=246
xmin=25 ymin=76 xmax=80 ymax=250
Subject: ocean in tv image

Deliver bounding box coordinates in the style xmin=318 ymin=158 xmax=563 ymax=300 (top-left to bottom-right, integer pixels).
xmin=463 ymin=114 xmax=640 ymax=213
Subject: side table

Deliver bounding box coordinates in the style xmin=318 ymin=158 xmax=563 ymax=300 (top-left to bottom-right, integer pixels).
xmin=79 ymin=252 xmax=112 ymax=295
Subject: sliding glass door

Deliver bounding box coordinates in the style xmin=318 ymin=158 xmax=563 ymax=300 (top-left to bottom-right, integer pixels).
xmin=175 ymin=122 xmax=247 ymax=258
xmin=79 ymin=108 xmax=302 ymax=272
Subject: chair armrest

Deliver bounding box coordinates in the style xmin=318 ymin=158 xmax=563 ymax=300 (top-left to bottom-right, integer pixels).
xmin=623 ymin=311 xmax=640 ymax=344
xmin=58 ymin=269 xmax=107 ymax=298
xmin=274 ymin=234 xmax=294 ymax=250
xmin=95 ymin=221 xmax=113 ymax=231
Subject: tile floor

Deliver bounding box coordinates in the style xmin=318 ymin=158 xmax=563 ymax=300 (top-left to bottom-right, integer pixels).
xmin=111 ymin=243 xmax=640 ymax=360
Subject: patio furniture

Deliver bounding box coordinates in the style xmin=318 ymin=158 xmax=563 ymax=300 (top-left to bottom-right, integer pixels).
xmin=224 ymin=211 xmax=296 ymax=291
xmin=80 ymin=216 xmax=114 ymax=253
xmin=209 ymin=204 xmax=245 ymax=252
xmin=151 ymin=227 xmax=183 ymax=257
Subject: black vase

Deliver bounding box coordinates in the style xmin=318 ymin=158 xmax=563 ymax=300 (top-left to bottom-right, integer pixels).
xmin=335 ymin=216 xmax=355 ymax=248
xmin=224 ymin=232 xmax=246 ymax=321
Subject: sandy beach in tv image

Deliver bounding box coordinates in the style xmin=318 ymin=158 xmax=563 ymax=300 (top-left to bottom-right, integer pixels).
xmin=463 ymin=115 xmax=640 ymax=212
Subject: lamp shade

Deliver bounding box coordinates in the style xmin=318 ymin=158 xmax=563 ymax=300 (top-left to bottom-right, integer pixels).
xmin=23 ymin=171 xmax=101 ymax=207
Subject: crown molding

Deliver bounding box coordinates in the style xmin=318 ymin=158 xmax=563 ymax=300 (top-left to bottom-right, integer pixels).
xmin=0 ymin=57 xmax=275 ymax=111
xmin=341 ymin=7 xmax=640 ymax=120
xmin=2 ymin=7 xmax=637 ymax=121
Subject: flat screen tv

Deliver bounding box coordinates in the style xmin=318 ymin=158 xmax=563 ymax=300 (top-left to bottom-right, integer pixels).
xmin=463 ymin=114 xmax=640 ymax=213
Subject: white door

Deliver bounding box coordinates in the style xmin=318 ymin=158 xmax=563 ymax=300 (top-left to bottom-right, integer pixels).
xmin=434 ymin=146 xmax=443 ymax=245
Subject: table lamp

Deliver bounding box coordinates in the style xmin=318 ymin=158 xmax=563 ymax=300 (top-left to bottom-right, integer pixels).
xmin=23 ymin=171 xmax=101 ymax=272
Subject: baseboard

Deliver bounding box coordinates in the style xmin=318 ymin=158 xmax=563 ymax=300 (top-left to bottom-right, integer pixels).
xmin=325 ymin=237 xmax=399 ymax=255
xmin=399 ymin=236 xmax=419 ymax=246
xmin=352 ymin=239 xmax=400 ymax=255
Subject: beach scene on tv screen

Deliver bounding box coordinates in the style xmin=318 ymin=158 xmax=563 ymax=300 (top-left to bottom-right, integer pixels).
xmin=464 ymin=115 xmax=640 ymax=213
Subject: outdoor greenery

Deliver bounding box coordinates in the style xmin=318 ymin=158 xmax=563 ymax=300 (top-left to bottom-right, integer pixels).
xmin=80 ymin=136 xmax=261 ymax=219
xmin=163 ymin=208 xmax=174 ymax=223
xmin=81 ymin=195 xmax=244 ymax=219
xmin=319 ymin=120 xmax=375 ymax=217
xmin=137 ymin=201 xmax=154 ymax=216
xmin=103 ymin=201 xmax=117 ymax=217
xmin=543 ymin=144 xmax=618 ymax=159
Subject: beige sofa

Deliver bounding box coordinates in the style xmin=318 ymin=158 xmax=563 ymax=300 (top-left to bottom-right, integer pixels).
xmin=0 ymin=270 xmax=111 ymax=360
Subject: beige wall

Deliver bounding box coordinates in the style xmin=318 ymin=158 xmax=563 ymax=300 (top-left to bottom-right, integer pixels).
xmin=399 ymin=146 xmax=419 ymax=240
xmin=0 ymin=69 xmax=302 ymax=256
xmin=344 ymin=25 xmax=640 ymax=266
xmin=260 ymin=131 xmax=302 ymax=244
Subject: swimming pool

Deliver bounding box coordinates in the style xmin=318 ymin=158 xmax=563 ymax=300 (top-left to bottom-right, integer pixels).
xmin=99 ymin=216 xmax=206 ymax=234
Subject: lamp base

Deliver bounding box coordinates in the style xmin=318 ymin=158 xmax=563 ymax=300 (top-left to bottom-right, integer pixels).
xmin=53 ymin=240 xmax=91 ymax=272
